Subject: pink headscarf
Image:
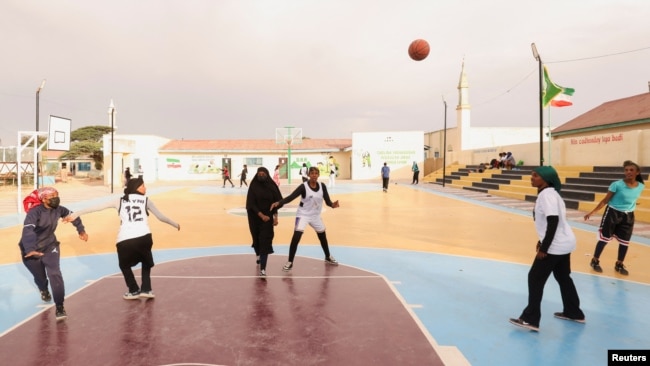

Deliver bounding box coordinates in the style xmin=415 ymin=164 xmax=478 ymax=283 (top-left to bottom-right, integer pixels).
xmin=37 ymin=187 xmax=58 ymax=200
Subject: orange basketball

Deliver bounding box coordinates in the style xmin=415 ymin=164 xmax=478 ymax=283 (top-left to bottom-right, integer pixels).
xmin=408 ymin=39 xmax=430 ymax=61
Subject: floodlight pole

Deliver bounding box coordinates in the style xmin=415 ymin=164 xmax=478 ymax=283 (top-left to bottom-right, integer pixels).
xmin=442 ymin=98 xmax=447 ymax=187
xmin=35 ymin=79 xmax=46 ymax=188
xmin=531 ymin=43 xmax=544 ymax=166
xmin=109 ymin=100 xmax=115 ymax=193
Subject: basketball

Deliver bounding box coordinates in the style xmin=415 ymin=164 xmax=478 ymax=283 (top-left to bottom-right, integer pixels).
xmin=408 ymin=39 xmax=429 ymax=61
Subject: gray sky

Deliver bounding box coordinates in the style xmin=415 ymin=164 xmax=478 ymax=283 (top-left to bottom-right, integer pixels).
xmin=1 ymin=0 xmax=649 ymax=146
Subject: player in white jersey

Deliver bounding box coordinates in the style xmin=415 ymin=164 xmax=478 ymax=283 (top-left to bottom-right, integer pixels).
xmin=66 ymin=177 xmax=180 ymax=299
xmin=271 ymin=167 xmax=339 ymax=271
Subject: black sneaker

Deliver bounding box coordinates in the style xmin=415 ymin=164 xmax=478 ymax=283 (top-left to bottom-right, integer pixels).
xmin=55 ymin=305 xmax=67 ymax=321
xmin=282 ymin=262 xmax=293 ymax=271
xmin=615 ymin=262 xmax=629 ymax=275
xmin=40 ymin=290 xmax=52 ymax=302
xmin=508 ymin=318 xmax=539 ymax=332
xmin=325 ymin=256 xmax=338 ymax=265
xmin=590 ymin=258 xmax=603 ymax=273
xmin=553 ymin=312 xmax=586 ymax=323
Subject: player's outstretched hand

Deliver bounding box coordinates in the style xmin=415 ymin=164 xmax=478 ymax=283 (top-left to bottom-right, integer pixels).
xmin=177 ymin=224 xmax=181 ymax=231
xmin=79 ymin=232 xmax=89 ymax=242
xmin=25 ymin=251 xmax=44 ymax=258
xmin=270 ymin=202 xmax=280 ymax=210
xmin=332 ymin=200 xmax=340 ymax=208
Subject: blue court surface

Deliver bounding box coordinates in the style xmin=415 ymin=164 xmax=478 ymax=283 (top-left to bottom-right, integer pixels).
xmin=1 ymin=182 xmax=648 ymax=366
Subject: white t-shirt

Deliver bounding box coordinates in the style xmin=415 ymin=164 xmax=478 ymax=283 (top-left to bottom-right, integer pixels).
xmin=533 ymin=188 xmax=576 ymax=255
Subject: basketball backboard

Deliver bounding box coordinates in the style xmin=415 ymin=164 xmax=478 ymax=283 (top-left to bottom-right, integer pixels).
xmin=47 ymin=115 xmax=71 ymax=151
xmin=275 ymin=127 xmax=303 ymax=146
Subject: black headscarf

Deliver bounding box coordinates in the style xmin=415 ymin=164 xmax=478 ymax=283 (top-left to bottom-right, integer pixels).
xmin=122 ymin=177 xmax=144 ymax=201
xmin=246 ymin=167 xmax=282 ymax=215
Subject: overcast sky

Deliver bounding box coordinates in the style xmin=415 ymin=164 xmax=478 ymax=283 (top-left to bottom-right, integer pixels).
xmin=1 ymin=0 xmax=649 ymax=146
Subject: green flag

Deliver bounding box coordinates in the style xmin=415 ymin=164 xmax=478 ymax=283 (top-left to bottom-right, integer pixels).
xmin=542 ymin=66 xmax=574 ymax=107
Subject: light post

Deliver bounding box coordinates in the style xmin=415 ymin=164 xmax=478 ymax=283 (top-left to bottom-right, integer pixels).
xmin=531 ymin=43 xmax=544 ymax=166
xmin=35 ymin=79 xmax=46 ymax=188
xmin=442 ymin=97 xmax=447 ymax=187
xmin=109 ymin=100 xmax=115 ymax=193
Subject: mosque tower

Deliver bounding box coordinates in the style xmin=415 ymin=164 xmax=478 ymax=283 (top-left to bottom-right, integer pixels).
xmin=108 ymin=99 xmax=117 ymax=130
xmin=456 ymin=59 xmax=471 ymax=151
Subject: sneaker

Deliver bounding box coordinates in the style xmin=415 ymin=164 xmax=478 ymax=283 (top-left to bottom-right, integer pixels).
xmin=508 ymin=318 xmax=539 ymax=332
xmin=553 ymin=312 xmax=586 ymax=323
xmin=123 ymin=291 xmax=141 ymax=300
xmin=590 ymin=258 xmax=603 ymax=273
xmin=615 ymin=262 xmax=629 ymax=275
xmin=325 ymin=256 xmax=338 ymax=265
xmin=282 ymin=262 xmax=293 ymax=271
xmin=40 ymin=290 xmax=52 ymax=302
xmin=260 ymin=269 xmax=266 ymax=277
xmin=139 ymin=291 xmax=155 ymax=299
xmin=55 ymin=305 xmax=67 ymax=321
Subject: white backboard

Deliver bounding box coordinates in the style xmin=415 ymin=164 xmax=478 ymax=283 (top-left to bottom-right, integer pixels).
xmin=47 ymin=115 xmax=71 ymax=151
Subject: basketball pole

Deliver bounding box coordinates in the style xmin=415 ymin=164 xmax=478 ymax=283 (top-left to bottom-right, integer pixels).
xmin=35 ymin=79 xmax=46 ymax=189
xmin=286 ymin=126 xmax=293 ymax=184
xmin=442 ymin=98 xmax=447 ymax=188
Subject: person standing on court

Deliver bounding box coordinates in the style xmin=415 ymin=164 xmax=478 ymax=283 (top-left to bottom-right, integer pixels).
xmin=222 ymin=166 xmax=234 ymax=188
xmin=509 ymin=166 xmax=585 ymax=332
xmin=273 ymin=164 xmax=281 ymax=186
xmin=328 ymin=156 xmax=337 ymax=188
xmin=584 ymin=160 xmax=645 ymax=275
xmin=381 ymin=162 xmax=390 ymax=192
xmin=299 ymin=163 xmax=309 ymax=183
xmin=270 ymin=166 xmax=339 ymax=271
xmin=411 ymin=161 xmax=420 ymax=184
xmin=65 ymin=177 xmax=180 ymax=299
xmin=19 ymin=187 xmax=88 ymax=321
xmin=124 ymin=167 xmax=132 ymax=187
xmin=239 ymin=164 xmax=248 ymax=187
xmin=246 ymin=167 xmax=282 ymax=277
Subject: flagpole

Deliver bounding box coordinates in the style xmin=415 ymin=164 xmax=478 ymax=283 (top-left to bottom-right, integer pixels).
xmin=531 ymin=43 xmax=544 ymax=166
xmin=548 ymin=106 xmax=552 ymax=165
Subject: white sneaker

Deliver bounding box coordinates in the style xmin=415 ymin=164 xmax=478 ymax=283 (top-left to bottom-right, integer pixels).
xmin=283 ymin=262 xmax=293 ymax=271
xmin=139 ymin=291 xmax=155 ymax=299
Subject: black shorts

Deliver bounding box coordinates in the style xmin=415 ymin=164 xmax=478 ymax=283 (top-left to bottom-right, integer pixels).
xmin=598 ymin=206 xmax=635 ymax=244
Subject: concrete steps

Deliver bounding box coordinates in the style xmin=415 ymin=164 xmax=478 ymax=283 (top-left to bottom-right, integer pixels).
xmin=423 ymin=164 xmax=650 ymax=223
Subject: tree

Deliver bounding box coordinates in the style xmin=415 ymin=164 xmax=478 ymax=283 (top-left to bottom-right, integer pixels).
xmin=60 ymin=126 xmax=113 ymax=170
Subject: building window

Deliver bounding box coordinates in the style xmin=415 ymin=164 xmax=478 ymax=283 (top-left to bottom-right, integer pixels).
xmin=78 ymin=162 xmax=91 ymax=171
xmin=245 ymin=157 xmax=263 ymax=166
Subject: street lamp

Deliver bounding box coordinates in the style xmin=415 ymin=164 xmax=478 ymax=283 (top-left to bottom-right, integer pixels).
xmin=531 ymin=43 xmax=544 ymax=166
xmin=36 ymin=79 xmax=46 ymax=188
xmin=109 ymin=100 xmax=115 ymax=193
xmin=442 ymin=96 xmax=447 ymax=188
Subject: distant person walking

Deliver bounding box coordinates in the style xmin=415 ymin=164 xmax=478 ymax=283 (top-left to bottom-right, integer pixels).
xmin=411 ymin=161 xmax=420 ymax=184
xmin=584 ymin=160 xmax=645 ymax=275
xmin=509 ymin=166 xmax=585 ymax=332
xmin=273 ymin=165 xmax=281 ymax=186
xmin=222 ymin=166 xmax=234 ymax=188
xmin=328 ymin=158 xmax=337 ymax=188
xmin=299 ymin=163 xmax=308 ymax=183
xmin=381 ymin=162 xmax=390 ymax=192
xmin=239 ymin=164 xmax=248 ymax=187
xmin=124 ymin=167 xmax=132 ymax=187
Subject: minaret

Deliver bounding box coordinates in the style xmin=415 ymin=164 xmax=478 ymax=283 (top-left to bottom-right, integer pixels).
xmin=108 ymin=99 xmax=117 ymax=131
xmin=456 ymin=59 xmax=471 ymax=151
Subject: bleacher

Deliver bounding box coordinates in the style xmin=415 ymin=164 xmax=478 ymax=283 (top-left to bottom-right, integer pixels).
xmin=422 ymin=164 xmax=650 ymax=223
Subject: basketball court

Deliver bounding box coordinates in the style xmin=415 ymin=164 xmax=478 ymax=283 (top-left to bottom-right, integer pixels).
xmin=0 ymin=180 xmax=649 ymax=365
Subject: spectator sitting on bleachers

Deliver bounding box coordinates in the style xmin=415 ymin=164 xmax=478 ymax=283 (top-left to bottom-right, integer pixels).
xmin=477 ymin=163 xmax=486 ymax=173
xmin=504 ymin=152 xmax=516 ymax=170
xmin=490 ymin=158 xmax=500 ymax=169
xmin=499 ymin=152 xmax=507 ymax=168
